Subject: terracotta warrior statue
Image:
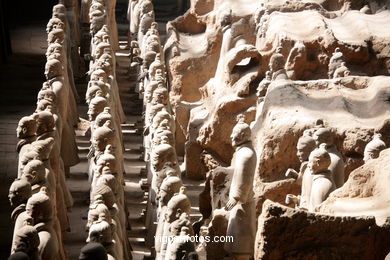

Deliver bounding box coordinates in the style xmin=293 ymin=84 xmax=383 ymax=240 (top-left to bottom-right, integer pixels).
xmin=285 ymin=132 xmax=317 ymax=209
xmin=21 ymin=159 xmax=49 ymax=195
xmin=255 ymin=71 xmax=272 ymax=118
xmin=89 ymin=121 xmax=116 ymax=181
xmin=148 ymin=53 xmax=165 ymax=81
xmin=269 ymin=47 xmax=288 ymax=80
xmin=363 ymin=133 xmax=386 ymax=163
xmin=26 ymin=187 xmax=60 ymax=260
xmin=86 ymin=81 xmax=110 ymax=105
xmin=88 ymin=212 xmax=119 ymax=260
xmin=151 ymin=166 xmax=182 ymax=249
xmin=16 ymin=116 xmax=38 ymax=178
xmin=307 ymin=144 xmax=336 ymax=212
xmin=256 ymin=71 xmax=271 ymax=98
xmin=165 ymin=218 xmax=196 ymax=260
xmin=91 ymin=182 xmax=125 ymax=255
xmin=157 ymin=187 xmax=191 ymax=260
xmin=9 ymin=179 xmax=33 ymax=254
xmin=328 ymin=47 xmax=344 ymax=79
xmin=88 ymin=92 xmax=108 ymax=122
xmin=224 ymin=116 xmax=257 ymax=260
xmin=313 ymin=127 xmax=345 ymax=188
xmin=137 ymin=0 xmax=155 ymax=48
xmin=11 ymin=222 xmax=40 ymax=260
xmin=150 ymin=139 xmax=180 ymax=195
xmin=45 ymin=58 xmax=79 ymax=170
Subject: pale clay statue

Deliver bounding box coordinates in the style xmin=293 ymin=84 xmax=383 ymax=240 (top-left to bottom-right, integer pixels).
xmin=12 ymin=223 xmax=40 ymax=260
xmin=269 ymin=47 xmax=288 ymax=81
xmin=328 ymin=47 xmax=344 ymax=79
xmin=26 ymin=187 xmax=60 ymax=260
xmin=363 ymin=133 xmax=386 ymax=163
xmin=156 ymin=187 xmax=191 ymax=260
xmin=223 ymin=117 xmax=256 ymax=260
xmin=16 ymin=116 xmax=38 ymax=178
xmin=313 ymin=127 xmax=345 ymax=188
xmin=285 ymin=133 xmax=317 ymax=209
xmin=307 ymin=144 xmax=336 ymax=212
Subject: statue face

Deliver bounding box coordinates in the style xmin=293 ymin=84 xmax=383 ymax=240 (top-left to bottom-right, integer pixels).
xmin=8 ymin=185 xmax=21 ymax=207
xmin=94 ymin=34 xmax=103 ymax=45
xmin=44 ymin=62 xmax=61 ymax=80
xmin=297 ymin=144 xmax=311 ymax=163
xmin=220 ymin=12 xmax=232 ymax=27
xmin=158 ymin=188 xmax=168 ymax=204
xmin=165 ymin=207 xmax=176 ymax=222
xmin=102 ymin=54 xmax=112 ymax=65
xmin=16 ymin=122 xmax=28 ymax=139
xmin=25 ymin=203 xmax=38 ymax=221
xmin=269 ymin=59 xmax=277 ymax=72
xmin=88 ymin=104 xmax=97 ymax=121
xmin=308 ymin=155 xmax=322 ymax=174
xmin=230 ymin=127 xmax=243 ymax=147
xmin=92 ymin=135 xmax=105 ymax=152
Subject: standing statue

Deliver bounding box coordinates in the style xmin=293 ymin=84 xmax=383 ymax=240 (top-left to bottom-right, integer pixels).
xmin=313 ymin=127 xmax=345 ymax=188
xmin=255 ymin=71 xmax=272 ymax=118
xmin=285 ymin=133 xmax=317 ymax=209
xmin=88 ymin=93 xmax=108 ymax=122
xmin=307 ymin=144 xmax=336 ymax=212
xmin=138 ymin=0 xmax=155 ymax=48
xmin=328 ymin=47 xmax=344 ymax=79
xmin=224 ymin=116 xmax=256 ymax=260
xmin=157 ymin=187 xmax=191 ymax=260
xmin=88 ymin=212 xmax=118 ymax=260
xmin=9 ymin=179 xmax=33 ymax=254
xmin=26 ymin=187 xmax=60 ymax=260
xmin=269 ymin=47 xmax=288 ymax=80
xmin=11 ymin=223 xmax=40 ymax=260
xmin=16 ymin=116 xmax=38 ymax=178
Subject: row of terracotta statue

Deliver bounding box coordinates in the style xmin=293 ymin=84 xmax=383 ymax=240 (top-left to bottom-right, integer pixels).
xmin=9 ymin=3 xmax=82 ymax=260
xmin=82 ymin=0 xmax=133 ymax=259
xmin=128 ymin=1 xmax=196 ymax=259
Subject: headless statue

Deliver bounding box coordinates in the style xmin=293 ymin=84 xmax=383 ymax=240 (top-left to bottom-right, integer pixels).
xmin=363 ymin=133 xmax=386 ymax=163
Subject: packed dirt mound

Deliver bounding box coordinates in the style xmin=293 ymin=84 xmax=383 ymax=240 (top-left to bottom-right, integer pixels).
xmin=319 ymin=148 xmax=390 ymax=225
xmin=255 ymin=200 xmax=390 ymax=260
